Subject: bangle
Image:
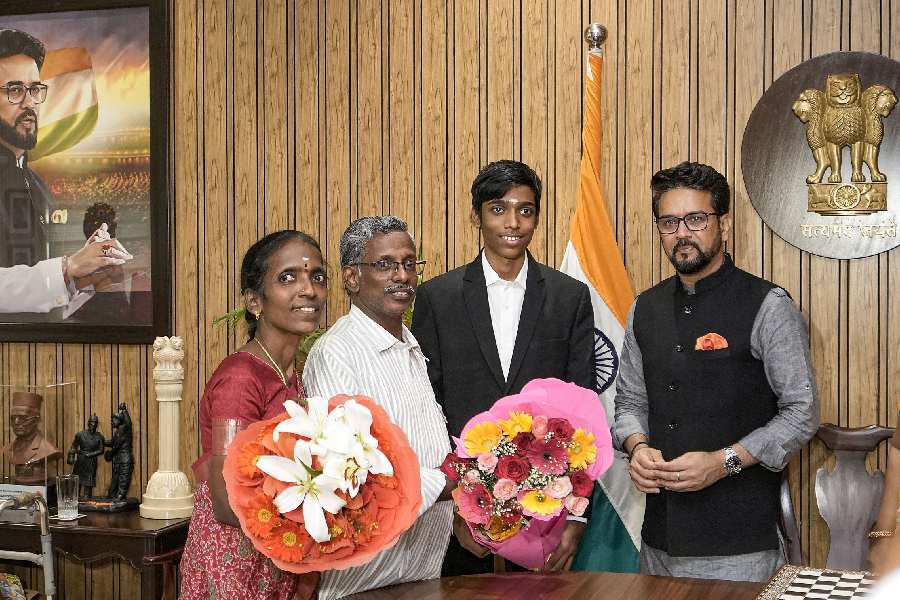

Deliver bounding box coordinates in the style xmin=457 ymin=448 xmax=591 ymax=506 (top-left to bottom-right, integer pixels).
xmin=628 ymin=441 xmax=649 ymax=460
xmin=868 ymin=530 xmax=894 ymax=539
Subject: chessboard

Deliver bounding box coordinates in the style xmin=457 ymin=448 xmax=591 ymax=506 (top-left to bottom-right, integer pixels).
xmin=756 ymin=565 xmax=876 ymax=600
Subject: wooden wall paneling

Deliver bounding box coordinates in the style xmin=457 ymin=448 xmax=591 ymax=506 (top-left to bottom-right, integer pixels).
xmin=552 ymin=0 xmax=581 ymax=268
xmin=296 ymin=0 xmax=320 ymax=242
xmin=521 ymin=0 xmax=549 ymax=264
xmin=172 ymin=0 xmax=201 ymax=495
xmin=204 ymin=0 xmax=229 ymax=388
xmin=486 ymin=0 xmax=515 ymax=164
xmin=696 ymin=0 xmax=726 ymax=171
xmin=325 ymin=1 xmax=352 ymax=322
xmin=388 ymin=0 xmax=416 ymax=225
xmin=420 ymin=0 xmax=449 ymax=276
xmin=264 ymin=0 xmax=290 ymax=232
xmin=235 ymin=0 xmax=260 ymax=320
xmin=357 ymin=0 xmax=384 ymax=219
xmin=451 ymin=2 xmax=480 ymax=269
xmin=731 ymin=2 xmax=764 ymax=276
xmin=622 ymin=0 xmax=654 ymax=292
xmin=657 ymin=0 xmax=690 ymax=284
xmin=890 ymin=0 xmax=900 ymax=451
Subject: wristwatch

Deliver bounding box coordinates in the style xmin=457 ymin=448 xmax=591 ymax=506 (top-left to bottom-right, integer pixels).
xmin=723 ymin=446 xmax=742 ymax=476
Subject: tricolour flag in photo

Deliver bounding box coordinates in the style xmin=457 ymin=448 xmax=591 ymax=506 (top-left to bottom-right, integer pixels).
xmin=564 ymin=48 xmax=645 ymax=573
xmin=30 ymin=47 xmax=98 ymax=162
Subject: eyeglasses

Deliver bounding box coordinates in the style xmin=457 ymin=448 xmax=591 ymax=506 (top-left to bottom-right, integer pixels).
xmin=0 ymin=82 xmax=48 ymax=104
xmin=655 ymin=211 xmax=721 ymax=234
xmin=350 ymin=259 xmax=426 ymax=275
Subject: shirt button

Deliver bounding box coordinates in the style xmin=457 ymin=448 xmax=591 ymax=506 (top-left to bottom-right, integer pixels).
xmin=674 ymin=344 xmax=684 ymax=352
xmin=667 ymin=382 xmax=679 ymax=392
xmin=683 ymin=305 xmax=693 ymax=315
xmin=668 ymin=420 xmax=679 ymax=430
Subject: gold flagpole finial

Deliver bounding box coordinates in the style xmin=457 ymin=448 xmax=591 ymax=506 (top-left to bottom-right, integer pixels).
xmin=584 ymin=24 xmax=607 ymax=50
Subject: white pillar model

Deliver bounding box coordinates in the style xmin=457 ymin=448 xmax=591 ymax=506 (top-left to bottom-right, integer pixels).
xmin=140 ymin=336 xmax=194 ymax=518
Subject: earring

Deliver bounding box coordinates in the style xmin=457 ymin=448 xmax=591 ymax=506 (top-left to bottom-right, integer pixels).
xmin=252 ymin=309 xmax=262 ymax=320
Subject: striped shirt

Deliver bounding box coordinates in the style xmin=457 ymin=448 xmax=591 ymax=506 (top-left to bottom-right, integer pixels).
xmin=303 ymin=304 xmax=452 ymax=600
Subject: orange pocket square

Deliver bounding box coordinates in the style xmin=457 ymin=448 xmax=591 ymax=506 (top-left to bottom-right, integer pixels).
xmin=695 ymin=332 xmax=728 ymax=351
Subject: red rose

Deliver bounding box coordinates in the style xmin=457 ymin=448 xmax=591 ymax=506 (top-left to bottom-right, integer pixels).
xmin=440 ymin=453 xmax=471 ymax=482
xmin=511 ymin=432 xmax=536 ymax=456
xmin=569 ymin=470 xmax=594 ymax=497
xmin=547 ymin=418 xmax=574 ymax=441
xmin=496 ymin=455 xmax=530 ymax=483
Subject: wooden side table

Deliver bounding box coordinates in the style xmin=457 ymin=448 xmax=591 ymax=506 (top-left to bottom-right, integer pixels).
xmin=0 ymin=510 xmax=189 ymax=599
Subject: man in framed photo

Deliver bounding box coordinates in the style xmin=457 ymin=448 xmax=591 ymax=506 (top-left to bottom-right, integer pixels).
xmin=0 ymin=28 xmax=128 ymax=313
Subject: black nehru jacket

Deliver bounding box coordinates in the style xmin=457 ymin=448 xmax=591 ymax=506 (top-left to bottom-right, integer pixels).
xmin=633 ymin=255 xmax=781 ymax=556
xmin=0 ymin=144 xmax=53 ymax=268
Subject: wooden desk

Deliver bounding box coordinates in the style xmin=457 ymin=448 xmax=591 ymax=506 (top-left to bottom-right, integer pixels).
xmin=0 ymin=510 xmax=188 ymax=599
xmin=345 ymin=571 xmax=766 ymax=600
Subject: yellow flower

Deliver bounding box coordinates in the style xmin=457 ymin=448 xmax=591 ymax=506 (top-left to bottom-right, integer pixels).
xmin=464 ymin=421 xmax=502 ymax=456
xmin=500 ymin=411 xmax=533 ymax=438
xmin=484 ymin=517 xmax=523 ymax=542
xmin=519 ymin=490 xmax=563 ymax=517
xmin=567 ymin=428 xmax=597 ymax=469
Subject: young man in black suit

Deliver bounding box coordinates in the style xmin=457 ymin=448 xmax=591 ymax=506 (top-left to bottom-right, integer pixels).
xmin=412 ymin=160 xmax=596 ymax=575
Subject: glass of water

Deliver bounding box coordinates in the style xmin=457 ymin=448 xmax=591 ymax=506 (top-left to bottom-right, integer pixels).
xmin=56 ymin=474 xmax=80 ymax=520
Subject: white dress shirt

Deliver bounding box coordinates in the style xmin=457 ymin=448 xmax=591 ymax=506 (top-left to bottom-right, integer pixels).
xmin=0 ymin=258 xmax=69 ymax=313
xmin=482 ymin=251 xmax=528 ymax=380
xmin=303 ymin=305 xmax=452 ymax=600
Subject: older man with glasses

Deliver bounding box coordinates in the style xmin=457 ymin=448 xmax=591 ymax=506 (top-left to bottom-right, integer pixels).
xmin=303 ymin=215 xmax=453 ymax=599
xmin=0 ymin=28 xmax=130 ymax=314
xmin=612 ymin=161 xmax=819 ymax=582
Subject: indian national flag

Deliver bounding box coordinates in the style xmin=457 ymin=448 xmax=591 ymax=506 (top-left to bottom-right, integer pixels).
xmin=565 ymin=48 xmax=645 ymax=573
xmin=30 ymin=47 xmax=98 ymax=162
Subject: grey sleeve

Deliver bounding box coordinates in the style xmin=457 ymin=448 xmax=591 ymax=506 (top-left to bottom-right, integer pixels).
xmin=740 ymin=288 xmax=820 ymax=471
xmin=612 ymin=302 xmax=650 ymax=450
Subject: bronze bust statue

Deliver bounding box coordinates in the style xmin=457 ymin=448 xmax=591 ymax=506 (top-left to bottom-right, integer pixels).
xmin=1 ymin=392 xmax=61 ymax=485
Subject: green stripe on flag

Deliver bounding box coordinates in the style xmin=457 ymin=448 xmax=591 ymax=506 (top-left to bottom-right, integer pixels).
xmin=30 ymin=103 xmax=99 ymax=162
xmin=572 ymin=483 xmax=641 ymax=573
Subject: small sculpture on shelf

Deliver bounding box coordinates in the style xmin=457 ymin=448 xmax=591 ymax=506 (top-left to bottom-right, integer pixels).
xmin=104 ymin=403 xmax=134 ymax=501
xmin=66 ymin=414 xmax=106 ymax=498
xmin=1 ymin=392 xmax=61 ymax=485
xmin=80 ymin=403 xmax=139 ymax=512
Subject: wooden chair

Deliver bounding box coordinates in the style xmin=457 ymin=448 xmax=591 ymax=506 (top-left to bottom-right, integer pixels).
xmin=779 ymin=423 xmax=894 ymax=569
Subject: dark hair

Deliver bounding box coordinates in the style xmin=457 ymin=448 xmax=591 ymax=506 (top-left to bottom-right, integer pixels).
xmin=240 ymin=230 xmax=322 ymax=339
xmin=0 ymin=29 xmax=46 ymax=70
xmin=650 ymin=161 xmax=730 ymax=217
xmin=471 ymin=160 xmax=542 ymax=216
xmin=83 ymin=202 xmax=117 ymax=238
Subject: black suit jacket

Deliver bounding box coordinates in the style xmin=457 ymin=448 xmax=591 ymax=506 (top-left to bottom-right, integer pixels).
xmin=411 ymin=251 xmax=596 ymax=437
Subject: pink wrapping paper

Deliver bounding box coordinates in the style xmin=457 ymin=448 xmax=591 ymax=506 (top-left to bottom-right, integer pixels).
xmin=466 ymin=512 xmax=568 ymax=570
xmin=453 ymin=378 xmax=614 ymax=480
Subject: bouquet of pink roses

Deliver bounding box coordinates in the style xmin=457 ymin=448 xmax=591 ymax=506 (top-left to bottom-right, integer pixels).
xmin=441 ymin=378 xmax=613 ymax=569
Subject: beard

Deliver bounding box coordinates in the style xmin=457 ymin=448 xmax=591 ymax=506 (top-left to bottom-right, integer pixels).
xmin=0 ymin=109 xmax=38 ymax=150
xmin=668 ymin=238 xmax=717 ymax=275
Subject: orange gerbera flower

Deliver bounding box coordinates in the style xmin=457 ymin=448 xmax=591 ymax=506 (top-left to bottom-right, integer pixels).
xmin=235 ymin=442 xmax=267 ymax=483
xmin=369 ymin=473 xmax=398 ymax=489
xmin=319 ymin=513 xmax=355 ymax=556
xmin=266 ymin=522 xmax=313 ymax=563
xmin=242 ymin=493 xmax=281 ymax=538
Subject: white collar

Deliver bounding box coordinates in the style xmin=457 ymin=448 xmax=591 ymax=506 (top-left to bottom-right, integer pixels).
xmin=481 ymin=251 xmax=528 ymax=289
xmin=348 ymin=304 xmax=420 ymax=353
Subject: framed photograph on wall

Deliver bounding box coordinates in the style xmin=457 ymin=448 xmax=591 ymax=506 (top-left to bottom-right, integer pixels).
xmin=0 ymin=0 xmax=169 ymax=344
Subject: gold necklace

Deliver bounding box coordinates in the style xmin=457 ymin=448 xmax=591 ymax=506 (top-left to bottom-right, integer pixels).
xmin=255 ymin=337 xmax=290 ymax=389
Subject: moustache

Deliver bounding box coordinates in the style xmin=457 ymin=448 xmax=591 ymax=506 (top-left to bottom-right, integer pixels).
xmin=674 ymin=239 xmax=700 ymax=252
xmin=15 ymin=110 xmax=37 ymax=125
xmin=384 ymin=283 xmax=415 ymax=296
